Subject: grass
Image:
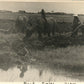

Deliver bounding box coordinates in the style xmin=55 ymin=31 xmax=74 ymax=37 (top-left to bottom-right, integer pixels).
xmin=1 ymin=28 xmax=84 ymax=74
xmin=29 ymin=45 xmax=84 ymax=66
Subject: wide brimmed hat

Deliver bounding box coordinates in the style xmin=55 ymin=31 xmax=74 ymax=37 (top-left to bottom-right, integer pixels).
xmin=73 ymin=14 xmax=78 ymax=16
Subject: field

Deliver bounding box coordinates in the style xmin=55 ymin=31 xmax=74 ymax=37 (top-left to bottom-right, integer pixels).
xmin=0 ymin=13 xmax=84 ymax=81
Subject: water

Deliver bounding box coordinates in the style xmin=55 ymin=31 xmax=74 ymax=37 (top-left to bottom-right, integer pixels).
xmin=0 ymin=64 xmax=81 ymax=82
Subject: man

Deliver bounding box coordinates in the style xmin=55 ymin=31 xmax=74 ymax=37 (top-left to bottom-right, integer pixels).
xmin=41 ymin=9 xmax=46 ymax=21
xmin=72 ymin=15 xmax=81 ymax=37
xmin=40 ymin=9 xmax=47 ymax=35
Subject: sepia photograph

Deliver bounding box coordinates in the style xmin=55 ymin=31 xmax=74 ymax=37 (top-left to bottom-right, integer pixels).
xmin=0 ymin=2 xmax=84 ymax=82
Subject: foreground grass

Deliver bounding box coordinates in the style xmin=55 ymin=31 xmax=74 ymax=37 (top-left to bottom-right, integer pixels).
xmin=1 ymin=32 xmax=84 ymax=71
xmin=29 ymin=45 xmax=84 ymax=68
xmin=0 ymin=30 xmax=84 ymax=81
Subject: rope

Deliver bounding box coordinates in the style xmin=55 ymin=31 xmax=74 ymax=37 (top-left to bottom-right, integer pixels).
xmin=73 ymin=24 xmax=83 ymax=33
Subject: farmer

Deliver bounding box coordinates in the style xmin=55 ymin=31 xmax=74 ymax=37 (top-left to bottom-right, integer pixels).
xmin=72 ymin=15 xmax=81 ymax=37
xmin=40 ymin=9 xmax=47 ymax=35
xmin=41 ymin=9 xmax=47 ymax=21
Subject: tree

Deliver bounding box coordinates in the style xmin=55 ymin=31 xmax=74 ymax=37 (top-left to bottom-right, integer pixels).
xmin=18 ymin=10 xmax=26 ymax=14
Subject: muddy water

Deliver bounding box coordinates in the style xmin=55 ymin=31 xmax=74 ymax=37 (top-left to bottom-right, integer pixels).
xmin=0 ymin=64 xmax=81 ymax=82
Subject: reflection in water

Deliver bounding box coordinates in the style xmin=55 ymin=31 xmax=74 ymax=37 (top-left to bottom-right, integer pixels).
xmin=17 ymin=63 xmax=28 ymax=78
xmin=0 ymin=64 xmax=82 ymax=81
xmin=39 ymin=69 xmax=43 ymax=77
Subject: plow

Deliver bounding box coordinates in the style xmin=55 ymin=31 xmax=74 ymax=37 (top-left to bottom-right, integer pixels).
xmin=59 ymin=23 xmax=84 ymax=37
xmin=40 ymin=23 xmax=84 ymax=47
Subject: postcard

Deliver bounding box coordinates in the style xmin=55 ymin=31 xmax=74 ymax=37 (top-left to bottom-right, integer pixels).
xmin=0 ymin=0 xmax=84 ymax=83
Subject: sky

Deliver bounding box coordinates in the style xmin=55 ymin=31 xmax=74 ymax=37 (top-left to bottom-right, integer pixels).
xmin=0 ymin=2 xmax=84 ymax=14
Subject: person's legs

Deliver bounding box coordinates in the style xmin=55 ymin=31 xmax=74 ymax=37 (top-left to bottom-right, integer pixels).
xmin=71 ymin=25 xmax=78 ymax=37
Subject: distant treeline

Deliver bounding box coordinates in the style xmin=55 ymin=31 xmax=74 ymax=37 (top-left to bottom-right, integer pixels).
xmin=38 ymin=11 xmax=73 ymax=15
xmin=0 ymin=10 xmax=73 ymax=15
xmin=17 ymin=10 xmax=74 ymax=15
xmin=1 ymin=10 xmax=84 ymax=16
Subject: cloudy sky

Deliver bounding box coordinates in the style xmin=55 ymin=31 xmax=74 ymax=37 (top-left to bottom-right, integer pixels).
xmin=0 ymin=2 xmax=84 ymax=14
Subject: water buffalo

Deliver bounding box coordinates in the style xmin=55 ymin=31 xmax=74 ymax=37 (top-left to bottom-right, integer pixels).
xmin=25 ymin=16 xmax=57 ymax=39
xmin=15 ymin=15 xmax=28 ymax=33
